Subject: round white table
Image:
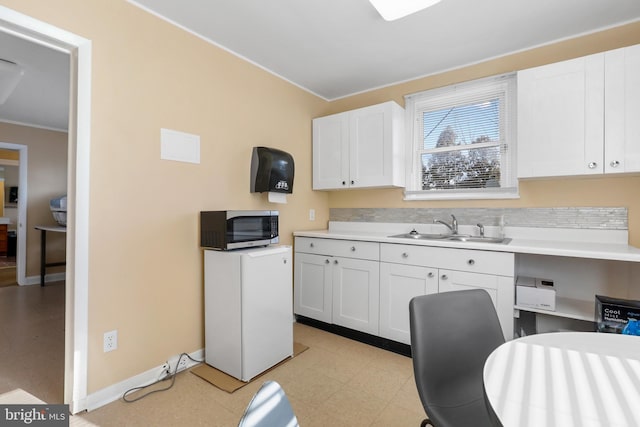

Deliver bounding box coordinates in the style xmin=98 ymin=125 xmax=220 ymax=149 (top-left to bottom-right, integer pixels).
xmin=483 ymin=332 xmax=640 ymax=427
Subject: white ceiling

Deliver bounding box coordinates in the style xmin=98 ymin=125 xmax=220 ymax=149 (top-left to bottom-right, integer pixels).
xmin=0 ymin=30 xmax=69 ymax=131
xmin=129 ymin=0 xmax=640 ymax=100
xmin=1 ymin=0 xmax=640 ymax=131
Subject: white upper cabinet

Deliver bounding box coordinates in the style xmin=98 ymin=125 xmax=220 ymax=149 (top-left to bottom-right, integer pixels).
xmin=604 ymin=45 xmax=640 ymax=174
xmin=517 ymin=44 xmax=640 ymax=178
xmin=312 ymin=101 xmax=405 ymax=190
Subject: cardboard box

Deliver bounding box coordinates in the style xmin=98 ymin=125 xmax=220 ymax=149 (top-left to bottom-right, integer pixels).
xmin=516 ymin=276 xmax=556 ymax=311
xmin=595 ymin=295 xmax=640 ymax=334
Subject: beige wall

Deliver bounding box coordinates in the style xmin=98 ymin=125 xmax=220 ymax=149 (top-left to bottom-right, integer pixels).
xmin=2 ymin=0 xmax=639 ymax=397
xmin=0 ymin=0 xmax=329 ymax=393
xmin=0 ymin=122 xmax=68 ymax=276
xmin=324 ymin=20 xmax=640 ymax=247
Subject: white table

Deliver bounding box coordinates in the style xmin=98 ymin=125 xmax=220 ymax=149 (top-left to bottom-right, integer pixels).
xmin=483 ymin=332 xmax=640 ymax=427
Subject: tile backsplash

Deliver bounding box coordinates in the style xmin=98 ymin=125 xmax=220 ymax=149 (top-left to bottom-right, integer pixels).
xmin=329 ymin=207 xmax=627 ymax=230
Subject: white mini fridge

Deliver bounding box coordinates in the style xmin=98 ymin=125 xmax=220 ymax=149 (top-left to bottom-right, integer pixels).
xmin=204 ymin=245 xmax=293 ymax=382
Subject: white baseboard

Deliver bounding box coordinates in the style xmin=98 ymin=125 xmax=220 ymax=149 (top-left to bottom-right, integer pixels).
xmin=22 ymin=272 xmax=66 ymax=286
xmin=85 ymin=348 xmax=204 ymax=412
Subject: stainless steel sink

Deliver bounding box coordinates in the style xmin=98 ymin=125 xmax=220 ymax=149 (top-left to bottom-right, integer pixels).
xmin=389 ymin=232 xmax=450 ymax=240
xmin=444 ymin=235 xmax=511 ymax=244
xmin=388 ymin=231 xmax=511 ymax=244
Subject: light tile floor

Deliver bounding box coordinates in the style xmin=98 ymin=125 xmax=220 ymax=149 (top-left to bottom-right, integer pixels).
xmin=79 ymin=323 xmax=426 ymax=426
xmin=0 ymin=282 xmax=427 ymax=426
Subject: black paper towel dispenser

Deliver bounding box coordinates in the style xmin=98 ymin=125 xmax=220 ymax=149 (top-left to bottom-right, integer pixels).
xmin=250 ymin=147 xmax=294 ymax=194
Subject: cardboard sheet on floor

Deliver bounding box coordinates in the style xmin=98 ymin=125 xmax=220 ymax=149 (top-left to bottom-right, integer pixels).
xmin=191 ymin=342 xmax=309 ymax=393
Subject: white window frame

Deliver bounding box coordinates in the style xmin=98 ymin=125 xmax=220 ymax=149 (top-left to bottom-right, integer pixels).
xmin=404 ymin=73 xmax=519 ymax=200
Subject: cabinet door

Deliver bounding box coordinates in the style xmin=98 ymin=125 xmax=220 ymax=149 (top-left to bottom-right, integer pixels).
xmin=349 ymin=101 xmax=404 ymax=188
xmin=605 ymin=44 xmax=640 ymax=174
xmin=312 ymin=113 xmax=350 ymax=189
xmin=332 ymin=257 xmax=380 ymax=335
xmin=517 ymin=53 xmax=605 ymax=178
xmin=438 ymin=269 xmax=514 ymax=340
xmin=379 ymin=263 xmax=438 ymax=344
xmin=294 ymin=253 xmax=333 ymax=323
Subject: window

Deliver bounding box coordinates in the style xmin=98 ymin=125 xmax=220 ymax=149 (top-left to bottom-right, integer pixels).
xmin=404 ymin=74 xmax=518 ymax=200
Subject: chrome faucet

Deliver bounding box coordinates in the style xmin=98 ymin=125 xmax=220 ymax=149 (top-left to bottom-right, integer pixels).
xmin=434 ymin=214 xmax=458 ymax=234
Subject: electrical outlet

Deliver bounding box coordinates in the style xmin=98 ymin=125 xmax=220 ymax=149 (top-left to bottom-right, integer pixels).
xmin=177 ymin=355 xmax=189 ymax=372
xmin=168 ymin=353 xmax=190 ymax=373
xmin=309 ymin=209 xmax=315 ymax=221
xmin=103 ymin=330 xmax=118 ymax=352
xmin=158 ymin=362 xmax=171 ymax=380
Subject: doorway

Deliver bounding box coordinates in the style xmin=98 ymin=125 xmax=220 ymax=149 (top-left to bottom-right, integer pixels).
xmin=0 ymin=144 xmax=26 ymax=286
xmin=0 ymin=6 xmax=91 ymax=414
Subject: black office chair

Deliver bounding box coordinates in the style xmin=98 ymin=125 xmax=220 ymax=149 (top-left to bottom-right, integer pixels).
xmin=238 ymin=381 xmax=299 ymax=427
xmin=409 ymin=289 xmax=505 ymax=427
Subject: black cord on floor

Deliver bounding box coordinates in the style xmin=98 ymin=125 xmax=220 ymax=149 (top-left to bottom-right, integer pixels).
xmin=122 ymin=353 xmax=203 ymax=403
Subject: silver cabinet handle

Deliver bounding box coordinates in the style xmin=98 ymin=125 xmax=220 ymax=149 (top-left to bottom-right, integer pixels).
xmin=468 ymin=259 xmax=475 ymax=266
xmin=325 ymin=259 xmax=330 ymax=264
xmin=441 ymin=274 xmax=448 ymax=280
xmin=402 ymin=252 xmax=409 ymax=258
xmin=610 ymin=160 xmax=620 ymax=168
xmin=588 ymin=162 xmax=597 ymax=169
xmin=283 ymin=259 xmax=287 ymax=264
xmin=427 ymin=272 xmax=434 ymax=278
xmin=310 ymin=242 xmax=314 ymax=248
xmin=351 ymin=246 xmax=356 ymax=252
xmin=342 ymin=181 xmax=346 ymax=186
xmin=351 ymin=180 xmax=355 ymax=185
xmin=334 ymin=260 xmax=338 ymax=265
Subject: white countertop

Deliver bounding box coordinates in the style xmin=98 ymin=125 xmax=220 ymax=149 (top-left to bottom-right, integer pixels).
xmin=293 ymin=222 xmax=640 ymax=262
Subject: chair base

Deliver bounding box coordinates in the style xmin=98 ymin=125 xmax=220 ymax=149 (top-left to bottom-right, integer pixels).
xmin=420 ymin=418 xmax=433 ymax=427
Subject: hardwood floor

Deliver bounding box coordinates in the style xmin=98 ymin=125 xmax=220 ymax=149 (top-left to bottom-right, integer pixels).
xmin=0 ymin=267 xmax=16 ymax=287
xmin=0 ymin=256 xmax=17 ymax=287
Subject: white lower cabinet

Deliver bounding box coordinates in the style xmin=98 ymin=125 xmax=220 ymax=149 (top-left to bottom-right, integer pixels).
xmin=294 ymin=237 xmax=515 ymax=344
xmin=294 ymin=237 xmax=380 ymax=335
xmin=379 ymin=263 xmax=438 ymax=344
xmin=332 ymin=257 xmax=380 ymax=335
xmin=380 ymin=243 xmax=515 ymax=342
xmin=438 ymin=269 xmax=515 ymax=341
xmin=294 ymin=252 xmax=333 ymax=323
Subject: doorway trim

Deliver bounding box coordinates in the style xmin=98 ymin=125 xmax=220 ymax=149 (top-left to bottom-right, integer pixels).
xmin=0 ymin=6 xmax=91 ymax=413
xmin=0 ymin=142 xmax=27 ymax=286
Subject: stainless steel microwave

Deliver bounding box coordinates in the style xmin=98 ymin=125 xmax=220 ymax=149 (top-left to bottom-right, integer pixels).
xmin=200 ymin=210 xmax=279 ymax=250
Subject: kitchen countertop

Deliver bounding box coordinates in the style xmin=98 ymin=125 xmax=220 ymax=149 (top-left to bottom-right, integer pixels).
xmin=293 ymin=222 xmax=640 ymax=262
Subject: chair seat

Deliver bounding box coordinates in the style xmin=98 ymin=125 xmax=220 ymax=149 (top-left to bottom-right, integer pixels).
xmin=426 ymin=398 xmax=496 ymax=427
xmin=238 ymin=381 xmax=299 ymax=427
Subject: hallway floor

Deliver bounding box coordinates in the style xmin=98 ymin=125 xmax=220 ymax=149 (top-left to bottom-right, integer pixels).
xmin=0 ymin=281 xmax=65 ymax=404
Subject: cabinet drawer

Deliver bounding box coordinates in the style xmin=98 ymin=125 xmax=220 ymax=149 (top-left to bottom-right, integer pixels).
xmin=295 ymin=237 xmax=379 ymax=261
xmin=438 ymin=248 xmax=514 ymax=277
xmin=380 ymin=243 xmax=442 ymax=266
xmin=380 ymin=243 xmax=514 ymax=276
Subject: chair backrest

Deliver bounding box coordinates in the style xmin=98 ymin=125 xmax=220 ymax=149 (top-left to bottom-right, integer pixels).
xmin=238 ymin=381 xmax=299 ymax=427
xmin=409 ymin=289 xmax=505 ymax=409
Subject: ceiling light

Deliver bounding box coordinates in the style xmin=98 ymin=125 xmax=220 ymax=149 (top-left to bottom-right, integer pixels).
xmin=0 ymin=59 xmax=25 ymax=105
xmin=369 ymin=0 xmax=442 ymax=21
